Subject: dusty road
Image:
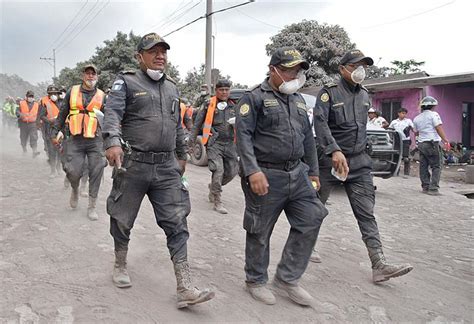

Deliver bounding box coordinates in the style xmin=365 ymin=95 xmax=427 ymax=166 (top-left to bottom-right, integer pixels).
xmin=1 ymin=126 xmax=473 ymax=323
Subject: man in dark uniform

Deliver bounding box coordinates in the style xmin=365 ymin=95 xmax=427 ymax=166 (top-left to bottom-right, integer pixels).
xmin=236 ymin=47 xmax=328 ymax=306
xmin=313 ymin=49 xmax=413 ymax=283
xmin=16 ymin=90 xmax=40 ymax=157
xmin=191 ymin=79 xmax=238 ymax=214
xmin=54 ymin=64 xmax=106 ymax=221
xmin=103 ymin=32 xmax=214 ymax=309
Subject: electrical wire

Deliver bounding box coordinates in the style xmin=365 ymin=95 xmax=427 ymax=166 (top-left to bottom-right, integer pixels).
xmin=56 ymin=0 xmax=110 ymax=54
xmin=223 ymin=0 xmax=281 ymax=30
xmin=141 ymin=0 xmax=192 ymax=34
xmin=159 ymin=1 xmax=202 ymax=33
xmin=40 ymin=0 xmax=90 ymax=56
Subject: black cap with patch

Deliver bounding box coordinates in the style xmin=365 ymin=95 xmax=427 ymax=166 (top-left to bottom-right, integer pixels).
xmin=137 ymin=33 xmax=170 ymax=52
xmin=269 ymin=47 xmax=309 ymax=70
xmin=340 ymin=50 xmax=374 ymax=66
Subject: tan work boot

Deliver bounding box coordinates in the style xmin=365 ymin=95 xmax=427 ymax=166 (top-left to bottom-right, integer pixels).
xmin=87 ymin=197 xmax=99 ymax=221
xmin=272 ymin=277 xmax=313 ymax=306
xmin=310 ymin=249 xmax=322 ymax=263
xmin=368 ymin=247 xmax=413 ymax=283
xmin=79 ymin=180 xmax=88 ymax=198
xmin=70 ymin=187 xmax=79 ymax=209
xmin=247 ymin=284 xmax=276 ymax=305
xmin=112 ymin=250 xmax=132 ymax=288
xmin=213 ymin=194 xmax=228 ymax=214
xmin=173 ymin=261 xmax=215 ymax=309
xmin=208 ymin=184 xmax=215 ymax=203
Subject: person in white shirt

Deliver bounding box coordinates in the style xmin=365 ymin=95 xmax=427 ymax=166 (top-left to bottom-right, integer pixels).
xmin=413 ymin=96 xmax=450 ymax=195
xmin=389 ymin=108 xmax=414 ymax=176
xmin=367 ymin=107 xmax=388 ymax=129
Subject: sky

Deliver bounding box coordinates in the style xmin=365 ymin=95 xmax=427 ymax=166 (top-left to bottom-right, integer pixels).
xmin=1 ymin=0 xmax=473 ymax=88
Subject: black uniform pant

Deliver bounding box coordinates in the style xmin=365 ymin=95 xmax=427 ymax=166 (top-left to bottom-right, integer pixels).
xmin=107 ymin=154 xmax=191 ymax=263
xmin=318 ymin=152 xmax=381 ymax=249
xmin=19 ymin=121 xmax=38 ymax=150
xmin=418 ymin=141 xmax=442 ymax=191
xmin=242 ymin=162 xmax=328 ymax=286
xmin=402 ymin=140 xmax=411 ymax=176
xmin=207 ymin=141 xmax=238 ymax=196
xmin=43 ymin=123 xmax=61 ymax=171
xmin=62 ymin=136 xmax=105 ymax=198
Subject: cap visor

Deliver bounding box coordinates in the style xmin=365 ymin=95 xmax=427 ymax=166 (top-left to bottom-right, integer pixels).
xmin=281 ymin=59 xmax=310 ymax=70
xmin=348 ymin=56 xmax=374 ymax=66
xmin=143 ymin=41 xmax=171 ymax=50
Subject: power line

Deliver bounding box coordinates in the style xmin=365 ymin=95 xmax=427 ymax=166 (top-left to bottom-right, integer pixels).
xmin=56 ymin=1 xmax=110 ymax=54
xmin=159 ymin=1 xmax=202 ymax=33
xmin=40 ymin=0 xmax=90 ymax=56
xmin=223 ymin=0 xmax=281 ymax=30
xmin=365 ymin=0 xmax=456 ymax=29
xmin=54 ymin=0 xmax=102 ymax=51
xmin=141 ymin=0 xmax=191 ymax=34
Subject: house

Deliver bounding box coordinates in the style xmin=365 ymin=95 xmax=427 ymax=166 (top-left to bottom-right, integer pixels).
xmin=301 ymin=72 xmax=474 ymax=149
xmin=365 ymin=72 xmax=474 ymax=149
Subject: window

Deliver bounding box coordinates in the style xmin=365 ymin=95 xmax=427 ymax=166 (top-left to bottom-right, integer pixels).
xmin=381 ymin=100 xmax=401 ymax=122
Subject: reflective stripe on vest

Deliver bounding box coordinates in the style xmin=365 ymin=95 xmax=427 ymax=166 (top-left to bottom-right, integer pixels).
xmin=41 ymin=96 xmax=59 ymax=121
xmin=201 ymin=96 xmax=217 ymax=145
xmin=19 ymin=100 xmax=39 ymax=123
xmin=68 ymin=85 xmax=104 ymax=138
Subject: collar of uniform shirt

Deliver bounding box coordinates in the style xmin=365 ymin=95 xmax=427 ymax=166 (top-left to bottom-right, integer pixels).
xmin=340 ymin=77 xmax=360 ymax=93
xmin=261 ymin=77 xmax=291 ymax=101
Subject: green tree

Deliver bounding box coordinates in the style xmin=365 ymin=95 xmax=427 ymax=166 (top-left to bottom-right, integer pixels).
xmin=266 ymin=20 xmax=355 ymax=86
xmin=390 ymin=59 xmax=425 ymax=75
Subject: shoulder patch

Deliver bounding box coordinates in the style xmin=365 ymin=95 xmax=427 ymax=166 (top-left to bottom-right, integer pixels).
xmin=166 ymin=75 xmax=177 ymax=84
xmin=320 ymin=93 xmax=329 ymax=103
xmin=239 ymin=103 xmax=250 ymax=116
xmin=112 ymin=79 xmax=124 ymax=91
xmin=325 ymin=82 xmax=337 ymax=88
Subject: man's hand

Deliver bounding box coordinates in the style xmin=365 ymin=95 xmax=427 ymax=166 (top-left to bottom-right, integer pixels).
xmin=309 ymin=175 xmax=320 ymax=191
xmin=443 ymin=141 xmax=451 ymax=151
xmin=249 ymin=171 xmax=269 ymax=196
xmin=178 ymin=159 xmax=186 ymax=175
xmin=56 ymin=131 xmax=64 ymax=142
xmin=105 ymin=146 xmax=124 ymax=168
xmin=332 ymin=150 xmax=349 ymax=179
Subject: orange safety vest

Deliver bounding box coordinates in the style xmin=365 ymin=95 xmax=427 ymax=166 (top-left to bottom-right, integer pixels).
xmin=180 ymin=102 xmax=187 ymax=128
xmin=201 ymin=96 xmax=217 ymax=145
xmin=41 ymin=96 xmax=59 ymax=121
xmin=68 ymin=85 xmax=104 ymax=138
xmin=19 ymin=100 xmax=39 ymax=123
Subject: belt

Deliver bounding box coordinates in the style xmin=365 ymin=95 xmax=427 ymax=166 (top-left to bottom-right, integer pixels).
xmin=258 ymin=160 xmax=300 ymax=171
xmin=129 ymin=150 xmax=173 ymax=164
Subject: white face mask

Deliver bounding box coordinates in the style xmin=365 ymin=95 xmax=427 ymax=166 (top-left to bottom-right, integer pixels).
xmin=59 ymin=93 xmax=65 ymax=100
xmin=85 ymin=80 xmax=97 ymax=88
xmin=139 ymin=53 xmax=164 ymax=81
xmin=27 ymin=97 xmax=34 ymax=103
xmin=200 ymin=90 xmax=208 ymax=95
xmin=50 ymin=95 xmax=58 ymax=102
xmin=348 ymin=65 xmax=366 ymax=84
xmin=275 ymin=68 xmax=306 ymax=95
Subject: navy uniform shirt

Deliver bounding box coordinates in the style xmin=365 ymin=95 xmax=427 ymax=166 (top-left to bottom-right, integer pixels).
xmin=236 ymin=78 xmax=319 ymax=177
xmin=102 ymin=69 xmax=186 ymax=160
xmin=314 ymin=77 xmax=370 ymax=156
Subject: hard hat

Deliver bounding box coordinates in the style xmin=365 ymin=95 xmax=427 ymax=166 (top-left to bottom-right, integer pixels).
xmin=420 ymin=96 xmax=438 ymax=107
xmin=47 ymin=85 xmax=60 ymax=94
xmin=368 ymin=107 xmax=376 ymax=113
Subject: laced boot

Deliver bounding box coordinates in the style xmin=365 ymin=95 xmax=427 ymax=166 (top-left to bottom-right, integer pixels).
xmin=213 ymin=194 xmax=228 ymax=214
xmin=368 ymin=247 xmax=413 ymax=283
xmin=70 ymin=187 xmax=79 ymax=209
xmin=112 ymin=250 xmax=132 ymax=288
xmin=87 ymin=197 xmax=99 ymax=221
xmin=173 ymin=261 xmax=215 ymax=309
xmin=272 ymin=276 xmax=313 ymax=306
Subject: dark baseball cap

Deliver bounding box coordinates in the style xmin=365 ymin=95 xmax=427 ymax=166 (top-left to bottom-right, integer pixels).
xmin=340 ymin=50 xmax=374 ymax=66
xmin=26 ymin=90 xmax=34 ymax=97
xmin=82 ymin=64 xmax=98 ymax=73
xmin=137 ymin=33 xmax=170 ymax=52
xmin=269 ymin=47 xmax=309 ymax=70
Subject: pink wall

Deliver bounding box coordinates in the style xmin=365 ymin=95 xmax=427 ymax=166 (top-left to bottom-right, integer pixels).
xmin=372 ymin=84 xmax=474 ymax=143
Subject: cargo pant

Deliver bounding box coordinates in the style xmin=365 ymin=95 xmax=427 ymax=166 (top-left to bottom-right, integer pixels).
xmin=19 ymin=121 xmax=38 ymax=151
xmin=242 ymin=162 xmax=328 ymax=286
xmin=318 ymin=152 xmax=382 ymax=249
xmin=43 ymin=123 xmax=61 ymax=172
xmin=418 ymin=141 xmax=442 ymax=191
xmin=107 ymin=153 xmax=191 ymax=263
xmin=62 ymin=136 xmax=105 ymax=198
xmin=207 ymin=141 xmax=238 ymax=196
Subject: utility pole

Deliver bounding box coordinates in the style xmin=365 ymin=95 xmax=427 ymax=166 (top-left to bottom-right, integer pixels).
xmin=40 ymin=49 xmax=57 ymax=79
xmin=205 ymin=0 xmax=213 ymax=95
